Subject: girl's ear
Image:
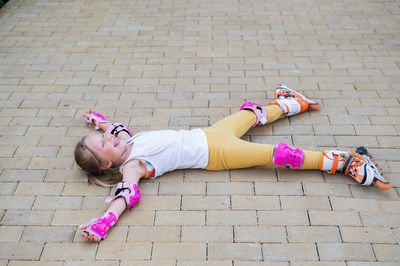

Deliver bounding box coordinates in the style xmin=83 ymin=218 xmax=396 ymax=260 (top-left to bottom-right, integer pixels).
xmin=100 ymin=160 xmax=113 ymax=170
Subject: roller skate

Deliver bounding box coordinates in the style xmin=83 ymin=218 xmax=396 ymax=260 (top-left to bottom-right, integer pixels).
xmin=268 ymin=83 xmax=320 ymax=116
xmin=320 ymin=147 xmax=391 ymax=190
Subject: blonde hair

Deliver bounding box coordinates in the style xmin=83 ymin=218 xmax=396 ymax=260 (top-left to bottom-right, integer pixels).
xmin=74 ymin=136 xmax=122 ymax=187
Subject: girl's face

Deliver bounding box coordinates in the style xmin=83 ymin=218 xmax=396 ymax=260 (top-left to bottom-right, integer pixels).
xmin=85 ymin=133 xmax=129 ymax=167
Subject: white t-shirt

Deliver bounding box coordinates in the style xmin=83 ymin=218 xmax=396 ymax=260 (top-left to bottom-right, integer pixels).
xmin=120 ymin=128 xmax=209 ymax=178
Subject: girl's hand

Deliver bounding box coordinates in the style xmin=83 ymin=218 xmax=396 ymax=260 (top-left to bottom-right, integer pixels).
xmin=82 ymin=110 xmax=93 ymax=122
xmin=82 ymin=110 xmax=110 ymax=130
xmin=79 ymin=223 xmax=100 ymax=242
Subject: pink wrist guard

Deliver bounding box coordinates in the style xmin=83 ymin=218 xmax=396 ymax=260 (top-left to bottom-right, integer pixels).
xmin=84 ymin=211 xmax=118 ymax=240
xmin=272 ymin=142 xmax=304 ymax=169
xmin=85 ymin=111 xmax=109 ymax=130
xmin=105 ymin=123 xmax=133 ymax=137
xmin=105 ymin=182 xmax=141 ymax=210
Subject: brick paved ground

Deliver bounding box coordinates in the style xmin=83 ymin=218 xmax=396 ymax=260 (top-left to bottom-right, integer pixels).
xmin=0 ymin=0 xmax=400 ymax=265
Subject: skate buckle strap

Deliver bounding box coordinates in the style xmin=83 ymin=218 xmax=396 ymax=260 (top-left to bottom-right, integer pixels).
xmin=330 ymin=153 xmax=340 ymax=174
xmin=86 ymin=111 xmax=109 ymax=130
xmin=240 ymin=102 xmax=267 ymax=127
xmin=272 ymin=142 xmax=304 ymax=169
xmin=105 ymin=182 xmax=141 ymax=210
xmin=105 ymin=123 xmax=133 ymax=137
xmin=85 ymin=211 xmax=118 ymax=240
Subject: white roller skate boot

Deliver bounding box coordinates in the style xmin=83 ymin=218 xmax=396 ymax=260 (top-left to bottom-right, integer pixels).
xmin=320 ymin=147 xmax=391 ymax=190
xmin=268 ymin=83 xmax=320 ymax=117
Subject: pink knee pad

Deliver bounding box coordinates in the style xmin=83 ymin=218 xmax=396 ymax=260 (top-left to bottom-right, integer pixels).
xmin=240 ymin=102 xmax=267 ymax=127
xmin=273 ymin=142 xmax=304 ymax=169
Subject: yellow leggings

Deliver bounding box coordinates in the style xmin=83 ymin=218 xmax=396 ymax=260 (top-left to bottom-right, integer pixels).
xmin=203 ymin=105 xmax=323 ymax=170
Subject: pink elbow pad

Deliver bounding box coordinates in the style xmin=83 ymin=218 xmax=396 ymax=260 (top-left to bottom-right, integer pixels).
xmin=106 ymin=182 xmax=141 ymax=210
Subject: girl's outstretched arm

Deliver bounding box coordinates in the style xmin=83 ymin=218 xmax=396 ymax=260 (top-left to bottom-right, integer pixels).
xmin=79 ymin=160 xmax=145 ymax=242
xmin=82 ymin=110 xmax=132 ymax=140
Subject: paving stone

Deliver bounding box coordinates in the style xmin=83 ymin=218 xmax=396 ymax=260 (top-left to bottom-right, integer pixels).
xmin=155 ymin=211 xmax=205 ymax=225
xmin=185 ymin=169 xmax=230 ymax=182
xmin=97 ymin=242 xmax=152 ymax=259
xmin=280 ymin=196 xmax=331 ymax=210
xmin=330 ymin=196 xmax=381 ymax=212
xmin=360 ymin=212 xmax=400 ymax=227
xmin=42 ymin=243 xmax=97 ymax=260
xmin=0 ymin=243 xmax=44 ymax=260
xmin=208 ymin=243 xmax=262 ymax=260
xmin=317 ymin=243 xmax=375 ymax=261
xmin=379 ymin=201 xmax=400 ymax=213
xmin=207 ymin=211 xmax=257 ymax=226
xmin=262 ymin=243 xmax=318 ymax=261
xmin=52 ymin=210 xmax=103 ymax=226
xmin=128 ymin=225 xmax=180 ymax=242
xmin=290 ymin=262 xmax=345 ymax=266
xmin=182 ymin=196 xmax=230 ymax=210
xmin=309 ymin=210 xmax=362 ymax=226
xmin=64 ymin=262 xmax=119 ymax=266
xmin=62 ymin=182 xmax=109 ymax=196
xmin=235 ymin=226 xmax=286 ymax=243
xmin=0 ymin=226 xmax=24 ymax=242
xmin=177 ymin=261 xmax=233 ymax=266
xmin=234 ymin=262 xmax=288 ymax=266
xmin=15 ymin=182 xmax=64 ymax=196
xmin=117 ymin=211 xmax=155 ymax=226
xmin=258 ymin=211 xmax=309 ymax=226
xmin=303 ymin=183 xmax=352 ymax=197
xmin=121 ymin=260 xmax=176 ymax=266
xmin=152 ymin=243 xmax=206 ymax=260
xmin=159 ymin=182 xmax=206 ymax=195
xmin=134 ymin=196 xmax=181 ymax=210
xmin=181 ymin=226 xmax=233 ymax=243
xmin=255 ymin=181 xmax=303 ymax=196
xmin=347 ymin=263 xmax=400 ymax=266
xmin=0 ymin=170 xmax=46 ymax=182
xmin=21 ymin=226 xmax=75 ymax=243
xmin=8 ymin=262 xmax=64 ymax=266
xmin=207 ymin=182 xmax=254 ymax=195
xmin=230 ymin=168 xmax=277 ymax=182
xmin=2 ymin=210 xmax=54 ymax=225
xmin=340 ymin=226 xmax=396 ymax=244
xmin=231 ymin=195 xmax=280 ymax=210
xmin=277 ymin=169 xmax=325 ymax=183
xmin=287 ymin=226 xmax=341 ymax=243
xmin=0 ymin=196 xmax=34 ymax=209
xmin=350 ymin=185 xmax=399 ymax=200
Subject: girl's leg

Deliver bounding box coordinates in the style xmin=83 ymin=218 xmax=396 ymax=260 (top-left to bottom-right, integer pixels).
xmin=204 ymin=130 xmax=391 ymax=190
xmin=207 ymin=105 xmax=283 ymax=138
xmin=204 ymin=131 xmax=322 ymax=170
xmin=207 ymin=84 xmax=320 ymax=138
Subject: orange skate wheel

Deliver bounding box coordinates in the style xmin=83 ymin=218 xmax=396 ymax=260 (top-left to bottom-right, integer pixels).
xmin=375 ymin=180 xmax=391 ymax=190
xmin=309 ymin=102 xmax=320 ymax=110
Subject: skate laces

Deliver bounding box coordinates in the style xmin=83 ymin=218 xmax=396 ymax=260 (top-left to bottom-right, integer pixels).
xmin=281 ymin=91 xmax=295 ymax=99
xmin=343 ymin=153 xmax=367 ymax=183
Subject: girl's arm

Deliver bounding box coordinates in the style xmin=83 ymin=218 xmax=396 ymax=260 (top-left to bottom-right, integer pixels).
xmin=82 ymin=110 xmax=132 ymax=140
xmin=79 ymin=160 xmax=146 ymax=242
